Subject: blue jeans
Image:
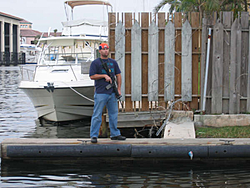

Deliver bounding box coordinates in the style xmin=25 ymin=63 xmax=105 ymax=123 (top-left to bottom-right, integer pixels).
xmin=90 ymin=93 xmax=121 ymax=138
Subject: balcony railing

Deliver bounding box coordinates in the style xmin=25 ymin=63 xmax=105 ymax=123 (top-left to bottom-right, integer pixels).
xmin=0 ymin=52 xmax=25 ymax=66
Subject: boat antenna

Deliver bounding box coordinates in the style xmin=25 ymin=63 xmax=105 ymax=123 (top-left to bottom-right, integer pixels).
xmin=64 ymin=2 xmax=69 ymax=21
xmin=47 ymin=27 xmax=51 ymax=37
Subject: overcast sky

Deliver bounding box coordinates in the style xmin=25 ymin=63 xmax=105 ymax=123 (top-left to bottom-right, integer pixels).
xmin=1 ymin=0 xmax=169 ymax=32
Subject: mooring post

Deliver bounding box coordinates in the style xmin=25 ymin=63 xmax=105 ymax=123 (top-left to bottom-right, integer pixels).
xmin=99 ymin=107 xmax=110 ymax=138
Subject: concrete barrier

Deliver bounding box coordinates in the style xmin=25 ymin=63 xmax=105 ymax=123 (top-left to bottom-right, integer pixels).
xmin=194 ymin=114 xmax=250 ymax=127
xmin=2 ymin=138 xmax=250 ymax=162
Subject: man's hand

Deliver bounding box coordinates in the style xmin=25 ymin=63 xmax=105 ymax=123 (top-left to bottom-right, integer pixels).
xmin=90 ymin=74 xmax=112 ymax=83
xmin=104 ymin=75 xmax=112 ymax=83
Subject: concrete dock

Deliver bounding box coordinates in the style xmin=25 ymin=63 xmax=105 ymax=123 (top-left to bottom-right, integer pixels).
xmin=2 ymin=138 xmax=250 ymax=162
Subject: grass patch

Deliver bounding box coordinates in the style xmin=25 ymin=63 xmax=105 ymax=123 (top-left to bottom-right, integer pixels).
xmin=196 ymin=125 xmax=250 ymax=138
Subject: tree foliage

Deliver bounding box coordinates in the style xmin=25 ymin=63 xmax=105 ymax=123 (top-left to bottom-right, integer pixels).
xmin=154 ymin=0 xmax=248 ymax=17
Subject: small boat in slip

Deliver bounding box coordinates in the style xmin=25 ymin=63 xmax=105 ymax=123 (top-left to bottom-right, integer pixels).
xmin=19 ymin=0 xmax=112 ymax=122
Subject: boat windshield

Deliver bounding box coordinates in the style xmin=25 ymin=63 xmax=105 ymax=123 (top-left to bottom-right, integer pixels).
xmin=38 ymin=38 xmax=98 ymax=65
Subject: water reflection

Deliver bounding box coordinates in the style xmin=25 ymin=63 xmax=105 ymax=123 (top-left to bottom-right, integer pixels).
xmin=0 ymin=66 xmax=91 ymax=143
xmin=25 ymin=119 xmax=91 ymax=138
xmin=2 ymin=161 xmax=250 ymax=187
xmin=0 ymin=67 xmax=37 ymax=143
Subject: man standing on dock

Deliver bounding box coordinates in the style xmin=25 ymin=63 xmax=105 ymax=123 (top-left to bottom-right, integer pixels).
xmin=89 ymin=43 xmax=126 ymax=143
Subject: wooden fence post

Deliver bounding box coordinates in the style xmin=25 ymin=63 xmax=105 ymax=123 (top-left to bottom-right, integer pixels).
xmin=115 ymin=22 xmax=125 ymax=102
xmin=164 ymin=21 xmax=175 ymax=102
xmin=131 ymin=21 xmax=142 ymax=102
xmin=240 ymin=12 xmax=249 ymax=112
xmin=211 ymin=20 xmax=224 ymax=114
xmin=148 ymin=21 xmax=159 ymax=101
xmin=181 ymin=20 xmax=192 ymax=102
xmin=222 ymin=12 xmax=233 ymax=114
xmin=229 ymin=18 xmax=242 ymax=114
xmin=248 ymin=24 xmax=250 ymax=112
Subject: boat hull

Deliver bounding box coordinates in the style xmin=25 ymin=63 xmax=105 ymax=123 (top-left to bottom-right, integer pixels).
xmin=21 ymin=86 xmax=94 ymax=122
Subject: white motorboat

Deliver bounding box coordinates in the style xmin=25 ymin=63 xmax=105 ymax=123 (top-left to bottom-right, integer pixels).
xmin=19 ymin=0 xmax=112 ymax=122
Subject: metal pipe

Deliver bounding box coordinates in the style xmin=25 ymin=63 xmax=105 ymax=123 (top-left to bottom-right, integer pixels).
xmin=202 ymin=28 xmax=212 ymax=113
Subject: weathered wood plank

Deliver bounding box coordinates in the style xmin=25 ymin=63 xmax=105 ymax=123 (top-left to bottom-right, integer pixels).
xmin=190 ymin=12 xmax=200 ymax=110
xmin=148 ymin=21 xmax=159 ymax=101
xmin=108 ymin=13 xmax=116 ymax=53
xmin=125 ymin=13 xmax=133 ymax=111
xmin=248 ymin=25 xmax=250 ymax=112
xmin=222 ymin=12 xmax=233 ymax=114
xmin=174 ymin=12 xmax=183 ymax=109
xmin=158 ymin=13 xmax=166 ymax=109
xmin=211 ymin=20 xmax=224 ymax=114
xmin=240 ymin=12 xmax=249 ymax=113
xmin=131 ymin=21 xmax=142 ymax=101
xmin=236 ymin=20 xmax=242 ymax=114
xmin=181 ymin=20 xmax=192 ymax=102
xmin=229 ymin=19 xmax=238 ymax=114
xmin=141 ymin=13 xmax=149 ymax=111
xmin=115 ymin=22 xmax=125 ymax=101
xmin=229 ymin=19 xmax=241 ymax=114
xmin=164 ymin=21 xmax=175 ymax=101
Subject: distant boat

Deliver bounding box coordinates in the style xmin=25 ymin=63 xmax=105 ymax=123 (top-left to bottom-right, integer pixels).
xmin=19 ymin=0 xmax=112 ymax=122
xmin=20 ymin=44 xmax=42 ymax=64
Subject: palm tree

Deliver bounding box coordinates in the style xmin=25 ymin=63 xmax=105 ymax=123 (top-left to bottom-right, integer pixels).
xmin=222 ymin=0 xmax=248 ymax=12
xmin=154 ymin=0 xmax=247 ymax=17
xmin=154 ymin=0 xmax=221 ymax=14
xmin=33 ymin=35 xmax=41 ymax=45
xmin=53 ymin=29 xmax=58 ymax=37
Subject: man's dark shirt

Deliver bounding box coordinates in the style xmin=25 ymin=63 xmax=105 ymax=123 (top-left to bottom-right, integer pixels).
xmin=89 ymin=58 xmax=121 ymax=94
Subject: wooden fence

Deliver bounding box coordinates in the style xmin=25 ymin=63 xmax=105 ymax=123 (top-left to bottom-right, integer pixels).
xmin=108 ymin=11 xmax=250 ymax=114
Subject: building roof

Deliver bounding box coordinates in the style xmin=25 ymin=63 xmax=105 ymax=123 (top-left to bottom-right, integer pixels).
xmin=20 ymin=19 xmax=32 ymax=24
xmin=20 ymin=29 xmax=42 ymax=37
xmin=0 ymin=11 xmax=23 ymax=21
xmin=20 ymin=29 xmax=62 ymax=37
xmin=43 ymin=32 xmax=62 ymax=37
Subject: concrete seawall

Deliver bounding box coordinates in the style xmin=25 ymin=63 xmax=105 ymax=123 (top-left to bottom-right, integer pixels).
xmin=194 ymin=114 xmax=250 ymax=127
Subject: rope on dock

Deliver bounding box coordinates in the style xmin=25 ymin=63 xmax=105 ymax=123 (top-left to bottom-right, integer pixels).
xmin=61 ymin=81 xmax=95 ymax=103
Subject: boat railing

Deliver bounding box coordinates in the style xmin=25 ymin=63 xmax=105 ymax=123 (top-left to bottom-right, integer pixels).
xmin=39 ymin=52 xmax=93 ymax=65
xmin=19 ymin=65 xmax=36 ymax=81
xmin=20 ymin=61 xmax=91 ymax=82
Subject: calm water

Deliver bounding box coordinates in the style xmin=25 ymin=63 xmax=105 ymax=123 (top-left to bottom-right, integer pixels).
xmin=1 ymin=66 xmax=250 ymax=188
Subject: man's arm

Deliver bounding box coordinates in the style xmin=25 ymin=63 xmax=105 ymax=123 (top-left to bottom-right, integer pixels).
xmin=116 ymin=73 xmax=121 ymax=95
xmin=90 ymin=74 xmax=112 ymax=83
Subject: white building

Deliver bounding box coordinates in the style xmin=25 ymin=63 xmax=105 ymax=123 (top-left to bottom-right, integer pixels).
xmin=0 ymin=11 xmax=22 ymax=64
